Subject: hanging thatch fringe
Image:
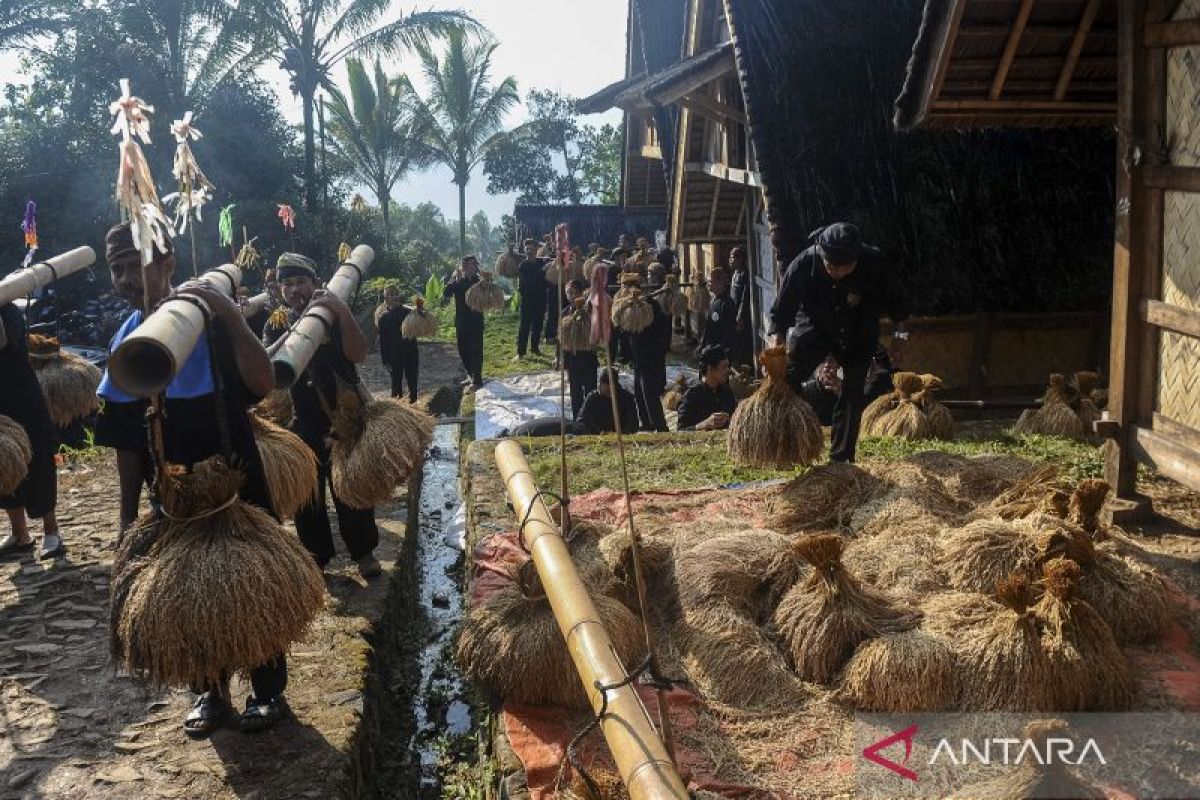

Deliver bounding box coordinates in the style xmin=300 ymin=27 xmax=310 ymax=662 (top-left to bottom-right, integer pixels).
xmin=255 ymin=390 xmax=294 ymax=427
xmin=329 ymin=388 xmax=434 ymax=509
xmin=0 ymin=414 xmax=32 ymax=496
xmin=28 ymin=336 xmax=102 ymax=427
xmin=251 ymin=414 xmax=318 ymax=520
xmin=727 ymin=346 xmax=823 ymax=469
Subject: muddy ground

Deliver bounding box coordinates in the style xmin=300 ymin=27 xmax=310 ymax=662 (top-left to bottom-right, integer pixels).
xmin=0 ymin=340 xmax=465 ymax=800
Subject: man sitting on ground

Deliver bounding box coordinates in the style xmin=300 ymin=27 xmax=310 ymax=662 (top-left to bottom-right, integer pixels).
xmin=578 ymin=368 xmax=640 ymax=435
xmin=678 ymin=344 xmax=738 ymax=431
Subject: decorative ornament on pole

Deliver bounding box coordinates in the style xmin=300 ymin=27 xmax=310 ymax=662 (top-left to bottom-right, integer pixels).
xmin=21 ymin=200 xmax=38 ymax=267
xmin=277 ymin=204 xmax=296 ymax=231
xmin=162 ymin=112 xmax=215 ymax=235
xmin=109 ymin=78 xmax=174 ymax=267
xmin=218 ymin=204 xmax=235 ymax=249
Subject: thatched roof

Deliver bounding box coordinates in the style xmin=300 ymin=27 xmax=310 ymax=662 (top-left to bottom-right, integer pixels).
xmin=893 ymin=0 xmax=1118 ymax=130
xmin=577 ymin=43 xmax=735 ymax=115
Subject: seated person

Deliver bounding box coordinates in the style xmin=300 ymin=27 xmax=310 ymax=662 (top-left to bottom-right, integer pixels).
xmin=578 ymin=368 xmax=640 ymax=434
xmin=678 ymin=345 xmax=738 ymax=431
xmin=801 ymin=347 xmax=895 ymax=426
xmin=501 ymin=417 xmax=589 ymax=438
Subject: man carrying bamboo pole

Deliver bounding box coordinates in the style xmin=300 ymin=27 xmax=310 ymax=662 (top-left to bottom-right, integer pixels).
xmin=443 ymin=255 xmax=485 ymax=391
xmin=261 ymin=253 xmax=381 ymax=578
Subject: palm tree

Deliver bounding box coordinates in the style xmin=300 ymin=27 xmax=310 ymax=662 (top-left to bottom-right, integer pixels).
xmin=250 ymin=0 xmax=474 ymax=211
xmin=326 ymin=58 xmax=431 ymax=248
xmin=407 ymin=30 xmax=517 ymax=255
xmin=0 ymin=0 xmax=70 ymax=51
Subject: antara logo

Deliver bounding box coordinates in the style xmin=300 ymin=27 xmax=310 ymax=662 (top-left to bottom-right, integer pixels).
xmin=863 ymin=724 xmax=920 ymax=781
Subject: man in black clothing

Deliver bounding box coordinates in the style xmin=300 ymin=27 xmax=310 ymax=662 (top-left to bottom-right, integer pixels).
xmin=376 ymin=285 xmax=418 ymax=402
xmin=562 ymin=279 xmax=597 ymax=420
xmin=516 ymin=241 xmax=547 ymax=358
xmin=728 ymin=247 xmax=755 ymax=369
xmin=578 ymin=368 xmax=639 ymax=434
xmin=800 ymin=347 xmax=895 ymax=426
xmin=262 ymin=254 xmax=382 ymax=578
xmin=443 ymin=255 xmax=485 ymax=390
xmin=699 ymin=267 xmax=737 ymax=356
xmin=769 ymin=223 xmax=910 ymax=462
xmin=627 ymin=274 xmax=671 ymax=433
xmin=678 ymin=345 xmax=738 ymax=431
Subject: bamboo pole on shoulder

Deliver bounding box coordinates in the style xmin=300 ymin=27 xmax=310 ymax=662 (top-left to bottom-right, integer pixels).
xmin=240 ymin=292 xmax=269 ymax=318
xmin=107 ymin=263 xmax=243 ymax=398
xmin=0 ymin=247 xmax=96 ymax=306
xmin=494 ymin=440 xmax=688 ymax=800
xmin=268 ymin=245 xmax=374 ymax=389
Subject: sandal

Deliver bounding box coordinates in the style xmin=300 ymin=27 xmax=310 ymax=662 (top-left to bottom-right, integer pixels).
xmin=0 ymin=535 xmax=34 ymax=561
xmin=183 ymin=691 xmax=231 ymax=739
xmin=239 ymin=695 xmax=289 ymax=733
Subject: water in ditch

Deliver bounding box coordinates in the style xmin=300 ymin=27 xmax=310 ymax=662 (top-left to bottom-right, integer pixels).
xmin=410 ymin=423 xmax=473 ymax=794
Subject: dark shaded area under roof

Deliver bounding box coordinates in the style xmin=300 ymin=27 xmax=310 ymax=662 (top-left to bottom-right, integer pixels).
xmin=513 ymin=205 xmax=668 ymax=249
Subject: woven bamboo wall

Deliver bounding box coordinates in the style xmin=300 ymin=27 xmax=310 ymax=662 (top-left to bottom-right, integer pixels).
xmin=1157 ymin=16 xmax=1200 ymax=429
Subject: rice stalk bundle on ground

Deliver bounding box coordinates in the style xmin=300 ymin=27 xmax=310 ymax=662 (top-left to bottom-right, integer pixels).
xmin=610 ymin=284 xmax=654 ymax=334
xmin=1013 ymin=374 xmax=1088 ymax=439
xmin=919 ymin=590 xmax=1005 ymax=647
xmin=596 ymin=524 xmax=674 ymax=610
xmin=938 ymin=518 xmax=1041 ymax=593
xmin=917 ymin=374 xmax=955 ymax=440
xmin=659 ymin=275 xmax=689 ymax=317
xmin=907 ymin=451 xmax=1037 ymax=505
xmin=837 ymin=629 xmax=960 ymax=711
xmin=0 ymin=415 xmax=32 ymax=496
xmin=674 ymin=529 xmax=807 ymax=620
xmin=111 ymin=458 xmax=325 ymax=687
xmin=727 ymin=347 xmax=823 ymax=469
xmin=465 ymin=271 xmax=506 ymax=313
xmin=863 ymin=372 xmax=932 ymax=440
xmin=772 ymin=534 xmax=920 ymax=685
xmin=559 ymin=300 xmax=592 ymax=354
xmin=28 ymin=335 xmax=102 ymax=427
xmin=559 ymin=768 xmax=629 ymax=800
xmin=1033 ymin=559 xmax=1134 ymax=711
xmin=972 ymin=465 xmax=1065 ymax=521
xmin=844 ymin=524 xmax=946 ymax=598
xmin=456 ymin=559 xmax=645 ymax=709
xmin=251 ymin=415 xmax=318 ymax=519
xmin=686 ymin=278 xmax=711 ymax=314
xmin=401 ymin=297 xmax=439 ymax=339
xmin=329 ymin=387 xmax=434 ymax=509
xmin=255 ymin=389 xmax=294 ymax=427
xmin=949 ymin=719 xmax=1107 ymax=800
xmin=766 ymin=462 xmax=878 ymax=533
xmin=849 ymin=461 xmax=967 ymax=528
xmin=544 ymin=255 xmax=583 ymax=285
xmin=1068 ymin=479 xmax=1109 ymax=536
xmin=859 ymin=393 xmax=896 ymax=435
xmin=661 ymin=374 xmax=690 ymax=411
xmin=494 ymin=247 xmax=520 ymax=279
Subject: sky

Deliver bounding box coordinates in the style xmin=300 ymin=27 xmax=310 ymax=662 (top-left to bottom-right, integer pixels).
xmin=0 ymin=0 xmax=628 ymax=223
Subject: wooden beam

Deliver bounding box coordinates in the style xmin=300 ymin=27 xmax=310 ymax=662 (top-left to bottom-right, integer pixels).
xmin=951 ymin=55 xmax=1114 ymax=72
xmin=1132 ymin=425 xmax=1200 ymax=493
xmin=1147 ymin=0 xmax=1185 ymax=22
xmin=1153 ymin=413 xmax=1200 ymax=455
xmin=990 ymin=0 xmax=1036 ymax=100
xmin=1142 ymin=164 xmax=1200 ymax=191
xmin=1143 ymin=299 xmax=1200 ymax=339
xmin=707 ymin=178 xmax=723 ymax=238
xmin=734 ymin=192 xmax=748 ymax=237
xmin=640 ymin=145 xmax=663 ymax=160
xmin=678 ymin=92 xmax=748 ymax=126
xmin=930 ymin=0 xmax=970 ymax=104
xmin=677 ymin=234 xmax=748 ymax=244
xmin=1137 ymin=45 xmax=1168 ymax=426
xmin=1144 ymin=19 xmax=1200 ymax=48
xmin=960 ymin=24 xmax=1117 ymax=39
xmin=683 ymin=161 xmax=762 ymax=187
xmin=1055 ymin=0 xmax=1103 ymax=101
xmin=931 ymin=99 xmax=1118 ymax=112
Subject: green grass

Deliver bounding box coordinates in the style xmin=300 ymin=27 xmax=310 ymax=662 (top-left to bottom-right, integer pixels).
xmin=523 ymin=430 xmax=1106 ymax=496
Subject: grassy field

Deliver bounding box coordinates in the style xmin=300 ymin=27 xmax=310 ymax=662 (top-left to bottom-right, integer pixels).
xmin=522 ymin=429 xmax=1106 ymax=495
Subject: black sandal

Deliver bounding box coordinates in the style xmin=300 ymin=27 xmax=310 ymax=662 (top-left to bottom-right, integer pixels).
xmin=184 ymin=691 xmax=231 ymax=739
xmin=239 ymin=695 xmax=289 ymax=733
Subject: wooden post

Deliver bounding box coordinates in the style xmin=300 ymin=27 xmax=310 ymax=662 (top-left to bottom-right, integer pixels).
xmin=494 ymin=441 xmax=689 ymax=800
xmin=967 ymin=312 xmax=994 ymax=399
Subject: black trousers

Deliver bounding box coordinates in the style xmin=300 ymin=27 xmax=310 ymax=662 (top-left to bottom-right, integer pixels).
xmin=294 ymin=441 xmax=380 ymax=567
xmin=544 ymin=286 xmax=563 ymax=342
xmin=195 ymin=654 xmax=288 ymax=702
xmin=456 ymin=324 xmax=484 ymax=385
xmin=785 ymin=334 xmax=870 ymax=463
xmin=518 ymin=303 xmax=545 ymax=356
xmin=565 ymin=351 xmax=599 ymax=420
xmin=633 ymin=358 xmax=669 ymax=433
xmin=387 ymin=349 xmax=419 ymax=402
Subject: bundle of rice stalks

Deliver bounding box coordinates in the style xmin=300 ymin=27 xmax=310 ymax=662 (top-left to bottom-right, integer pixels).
xmin=771 ymin=534 xmax=920 ymax=685
xmin=494 ymin=246 xmax=520 ymax=279
xmin=658 ymin=275 xmax=689 ymax=317
xmin=558 ymin=768 xmax=629 ymax=800
xmin=596 ymin=525 xmax=675 ymax=608
xmin=685 ymin=278 xmax=710 ymax=314
xmin=837 ymin=629 xmax=959 ymax=711
xmin=1013 ymin=374 xmax=1088 ymax=440
xmin=401 ymin=297 xmax=439 ymax=339
xmin=1033 ymin=559 xmax=1133 ymax=711
xmin=949 ymin=719 xmax=1107 ymax=800
xmin=255 ymin=389 xmax=295 ymax=427
xmin=582 ymin=249 xmax=609 ymax=282
xmin=859 ymin=393 xmax=897 ymax=435
xmin=559 ymin=299 xmax=593 ymax=354
xmin=544 ymin=254 xmax=583 ymax=285
xmin=939 ymin=518 xmax=1041 ymax=593
xmin=111 ymin=457 xmax=325 ymax=687
xmin=727 ymin=366 xmax=758 ymax=401
xmin=455 ymin=559 xmax=645 ymax=709
xmin=674 ymin=529 xmax=806 ymax=620
xmin=727 ymin=347 xmax=823 ymax=469
xmin=844 ymin=525 xmax=946 ymax=598
xmin=906 ymin=451 xmax=1037 ymax=505
xmin=328 ymin=387 xmax=435 ymax=509
xmin=661 ymin=375 xmax=690 ymax=412
xmin=0 ymin=414 xmax=32 ymax=496
xmin=372 ymin=301 xmax=389 ymax=332
xmin=972 ymin=465 xmax=1065 ymax=521
xmin=610 ymin=282 xmax=654 ymax=334
xmin=862 ymin=372 xmax=932 ymax=440
xmin=848 ymin=460 xmax=967 ymax=531
xmin=1068 ymin=479 xmax=1109 ymax=536
xmin=28 ymin=335 xmax=102 ymax=427
xmin=251 ymin=415 xmax=318 ymax=520
xmin=465 ymin=271 xmax=506 ymax=313
xmin=916 ymin=374 xmax=954 ymax=440
xmin=767 ymin=462 xmax=877 ymax=533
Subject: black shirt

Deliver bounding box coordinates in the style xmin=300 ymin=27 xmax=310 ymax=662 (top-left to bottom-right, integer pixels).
xmin=699 ymin=291 xmax=738 ymax=355
xmin=518 ymin=260 xmax=548 ymax=307
xmin=377 ymin=305 xmax=416 ymax=365
xmin=677 ymin=382 xmax=737 ymax=430
xmin=578 ymin=386 xmax=640 ymax=434
xmin=730 ymin=269 xmax=752 ymax=327
xmin=627 ymin=294 xmax=671 ymax=368
xmin=769 ymin=244 xmax=907 ymax=359
xmin=443 ymin=274 xmax=485 ymax=329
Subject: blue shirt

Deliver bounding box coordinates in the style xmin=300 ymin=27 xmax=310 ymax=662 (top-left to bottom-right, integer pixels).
xmin=97 ymin=310 xmax=215 ymax=401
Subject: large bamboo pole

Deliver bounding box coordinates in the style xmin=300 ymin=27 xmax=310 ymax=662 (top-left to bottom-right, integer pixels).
xmin=0 ymin=247 xmax=96 ymax=306
xmin=494 ymin=440 xmax=688 ymax=800
xmin=269 ymin=245 xmax=374 ymax=389
xmin=107 ymin=264 xmax=243 ymax=398
xmin=240 ymin=292 xmax=269 ymax=318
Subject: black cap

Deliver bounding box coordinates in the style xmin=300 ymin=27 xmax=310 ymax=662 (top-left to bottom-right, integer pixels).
xmin=817 ymin=223 xmax=863 ymax=265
